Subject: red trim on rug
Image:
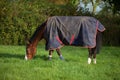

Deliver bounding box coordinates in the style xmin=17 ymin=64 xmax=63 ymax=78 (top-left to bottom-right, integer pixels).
xmin=70 ymin=35 xmax=75 ymax=45
xmin=97 ymin=20 xmax=106 ymax=32
xmin=56 ymin=36 xmax=63 ymax=44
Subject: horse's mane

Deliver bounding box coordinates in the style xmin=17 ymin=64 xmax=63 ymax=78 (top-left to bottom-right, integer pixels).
xmin=29 ymin=21 xmax=46 ymax=43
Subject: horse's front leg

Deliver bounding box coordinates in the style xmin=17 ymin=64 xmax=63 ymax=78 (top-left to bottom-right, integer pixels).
xmin=48 ymin=50 xmax=54 ymax=60
xmin=56 ymin=48 xmax=64 ymax=60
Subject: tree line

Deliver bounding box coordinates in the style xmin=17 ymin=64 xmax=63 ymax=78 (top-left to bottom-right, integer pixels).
xmin=0 ymin=0 xmax=120 ymax=46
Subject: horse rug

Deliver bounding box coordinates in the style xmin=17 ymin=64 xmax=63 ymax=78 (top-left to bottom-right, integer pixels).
xmin=44 ymin=16 xmax=105 ymax=50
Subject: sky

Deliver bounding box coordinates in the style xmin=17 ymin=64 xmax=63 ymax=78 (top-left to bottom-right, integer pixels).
xmin=77 ymin=1 xmax=103 ymax=14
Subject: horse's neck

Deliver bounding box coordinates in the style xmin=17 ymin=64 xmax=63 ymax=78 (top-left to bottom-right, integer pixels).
xmin=30 ymin=22 xmax=46 ymax=47
xmin=31 ymin=35 xmax=42 ymax=47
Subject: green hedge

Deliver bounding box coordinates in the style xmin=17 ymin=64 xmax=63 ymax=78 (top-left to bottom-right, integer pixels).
xmin=0 ymin=0 xmax=120 ymax=46
xmin=0 ymin=0 xmax=47 ymax=45
xmin=97 ymin=16 xmax=120 ymax=46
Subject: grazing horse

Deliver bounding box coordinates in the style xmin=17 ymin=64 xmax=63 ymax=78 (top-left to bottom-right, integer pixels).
xmin=25 ymin=16 xmax=105 ymax=64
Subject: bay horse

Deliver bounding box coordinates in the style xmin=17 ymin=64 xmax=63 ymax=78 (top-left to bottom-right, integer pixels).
xmin=25 ymin=16 xmax=105 ymax=64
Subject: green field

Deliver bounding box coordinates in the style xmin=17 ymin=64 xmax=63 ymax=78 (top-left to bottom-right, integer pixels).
xmin=0 ymin=45 xmax=120 ymax=80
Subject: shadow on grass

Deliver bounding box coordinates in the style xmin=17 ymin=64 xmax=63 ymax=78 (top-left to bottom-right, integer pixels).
xmin=0 ymin=53 xmax=79 ymax=62
xmin=0 ymin=52 xmax=49 ymax=61
xmin=34 ymin=55 xmax=49 ymax=61
xmin=0 ymin=53 xmax=24 ymax=59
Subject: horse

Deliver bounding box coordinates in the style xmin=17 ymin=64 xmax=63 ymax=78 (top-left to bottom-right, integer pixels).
xmin=25 ymin=16 xmax=105 ymax=64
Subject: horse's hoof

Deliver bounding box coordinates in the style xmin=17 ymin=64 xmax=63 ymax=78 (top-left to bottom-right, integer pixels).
xmin=88 ymin=58 xmax=91 ymax=64
xmin=48 ymin=57 xmax=52 ymax=61
xmin=59 ymin=56 xmax=64 ymax=60
xmin=93 ymin=59 xmax=96 ymax=64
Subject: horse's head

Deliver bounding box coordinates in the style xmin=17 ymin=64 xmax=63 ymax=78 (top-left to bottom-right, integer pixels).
xmin=25 ymin=41 xmax=36 ymax=60
xmin=25 ymin=21 xmax=46 ymax=60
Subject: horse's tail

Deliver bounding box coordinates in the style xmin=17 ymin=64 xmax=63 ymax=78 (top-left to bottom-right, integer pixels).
xmin=96 ymin=31 xmax=102 ymax=53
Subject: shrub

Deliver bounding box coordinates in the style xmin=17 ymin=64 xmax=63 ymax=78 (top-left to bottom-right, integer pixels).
xmin=0 ymin=0 xmax=120 ymax=46
xmin=98 ymin=15 xmax=120 ymax=46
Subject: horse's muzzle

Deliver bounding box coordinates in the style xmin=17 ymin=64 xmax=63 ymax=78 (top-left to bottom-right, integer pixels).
xmin=25 ymin=55 xmax=28 ymax=60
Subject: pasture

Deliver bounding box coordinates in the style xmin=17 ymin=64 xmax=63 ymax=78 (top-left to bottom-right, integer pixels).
xmin=0 ymin=45 xmax=120 ymax=80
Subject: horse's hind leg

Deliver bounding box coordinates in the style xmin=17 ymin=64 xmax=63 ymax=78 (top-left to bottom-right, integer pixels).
xmin=48 ymin=50 xmax=54 ymax=60
xmin=88 ymin=48 xmax=92 ymax=64
xmin=56 ymin=49 xmax=64 ymax=60
xmin=92 ymin=47 xmax=97 ymax=64
xmin=88 ymin=48 xmax=97 ymax=64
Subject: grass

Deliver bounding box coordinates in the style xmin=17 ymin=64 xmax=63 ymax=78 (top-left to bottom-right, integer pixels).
xmin=0 ymin=45 xmax=120 ymax=80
